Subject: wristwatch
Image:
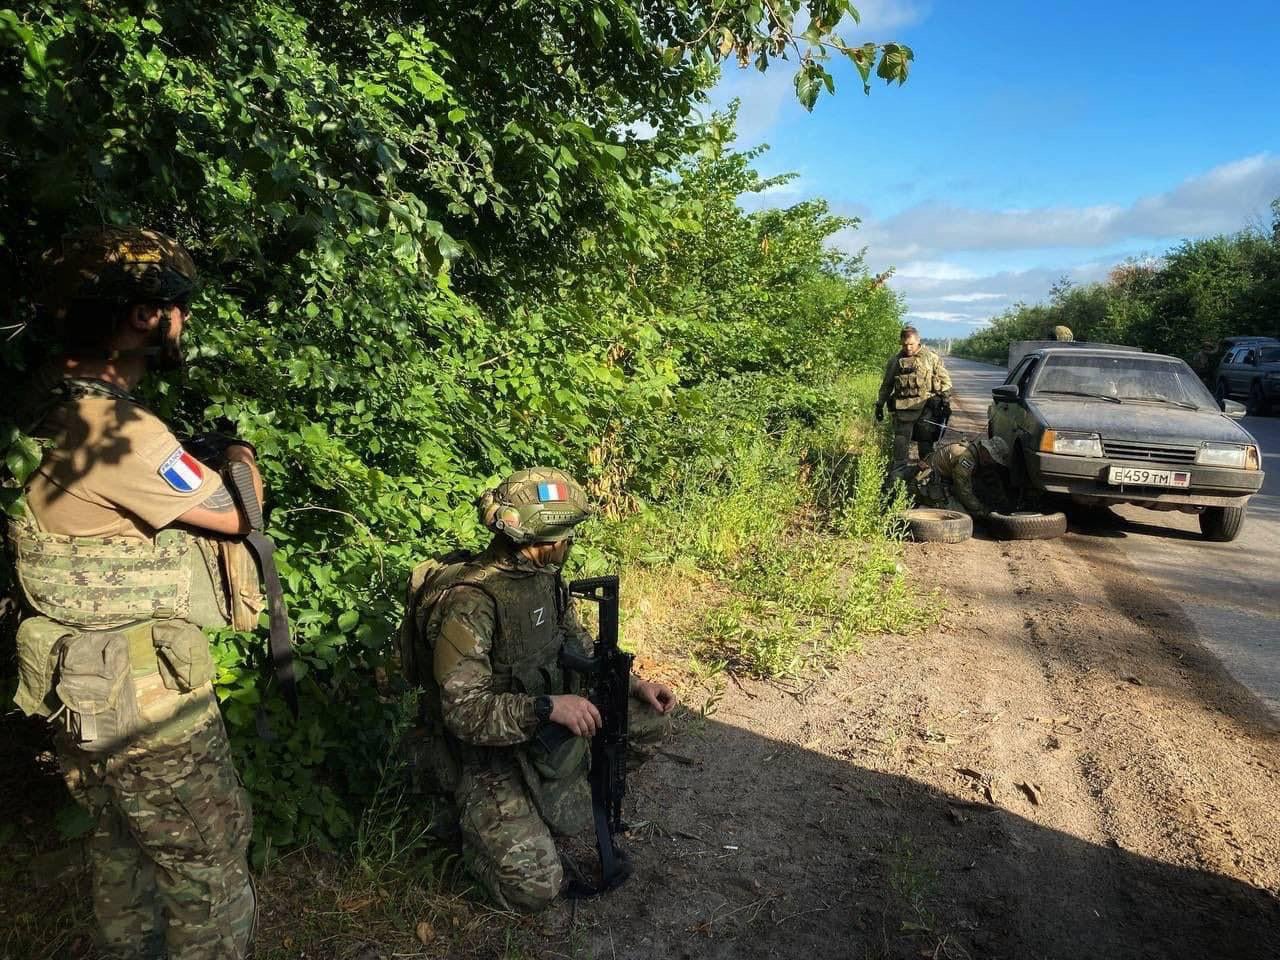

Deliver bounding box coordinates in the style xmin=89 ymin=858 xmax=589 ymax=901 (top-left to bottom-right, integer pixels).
xmin=533 ymin=695 xmax=552 ymax=722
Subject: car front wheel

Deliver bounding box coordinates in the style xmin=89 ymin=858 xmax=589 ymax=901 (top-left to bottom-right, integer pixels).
xmin=1200 ymin=505 xmax=1246 ymax=542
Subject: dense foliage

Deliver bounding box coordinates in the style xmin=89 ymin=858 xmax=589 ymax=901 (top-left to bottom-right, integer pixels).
xmin=1 ymin=2 xmax=906 ymax=854
xmin=952 ymin=203 xmax=1280 ymax=365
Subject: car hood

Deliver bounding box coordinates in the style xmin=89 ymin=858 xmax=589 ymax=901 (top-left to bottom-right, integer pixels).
xmin=1029 ymin=398 xmax=1257 ymax=445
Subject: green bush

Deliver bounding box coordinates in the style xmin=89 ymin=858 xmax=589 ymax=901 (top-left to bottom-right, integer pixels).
xmin=1 ymin=2 xmax=908 ymax=856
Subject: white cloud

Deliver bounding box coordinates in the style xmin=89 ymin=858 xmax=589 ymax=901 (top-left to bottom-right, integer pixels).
xmin=939 ymin=292 xmax=1006 ymax=303
xmin=845 ymin=0 xmax=930 ymax=32
xmin=832 ymin=153 xmax=1280 ymax=338
xmin=858 ymin=154 xmax=1280 ymax=260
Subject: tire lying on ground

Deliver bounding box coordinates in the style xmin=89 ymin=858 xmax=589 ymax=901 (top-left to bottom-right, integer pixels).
xmin=903 ymin=508 xmax=973 ymax=544
xmin=985 ymin=510 xmax=1068 ymax=541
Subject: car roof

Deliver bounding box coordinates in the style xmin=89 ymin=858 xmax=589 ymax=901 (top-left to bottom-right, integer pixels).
xmin=1223 ymin=335 xmax=1278 ymax=345
xmin=1033 ymin=346 xmax=1183 ymax=363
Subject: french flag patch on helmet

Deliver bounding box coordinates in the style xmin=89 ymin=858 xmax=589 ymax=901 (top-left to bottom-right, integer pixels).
xmin=537 ymin=481 xmax=567 ymax=502
xmin=159 ymin=448 xmax=204 ymax=493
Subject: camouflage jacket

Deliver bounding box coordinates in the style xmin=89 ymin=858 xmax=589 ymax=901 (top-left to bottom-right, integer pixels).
xmin=427 ymin=542 xmax=594 ymax=747
xmin=878 ymin=346 xmax=952 ymax=411
xmin=928 ymin=441 xmax=987 ymax=517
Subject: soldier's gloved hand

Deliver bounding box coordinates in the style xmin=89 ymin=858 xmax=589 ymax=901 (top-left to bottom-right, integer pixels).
xmin=874 ymin=402 xmax=884 ymax=422
xmin=549 ymin=694 xmax=601 ymax=737
xmin=633 ymin=678 xmax=677 ymax=714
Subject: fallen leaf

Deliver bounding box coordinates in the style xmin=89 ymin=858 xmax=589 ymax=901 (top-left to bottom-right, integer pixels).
xmin=340 ymin=893 xmax=375 ymax=913
xmin=416 ymin=921 xmax=435 ymax=945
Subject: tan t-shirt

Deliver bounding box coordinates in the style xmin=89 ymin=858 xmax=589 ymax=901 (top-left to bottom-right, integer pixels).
xmin=27 ymin=393 xmax=224 ymax=539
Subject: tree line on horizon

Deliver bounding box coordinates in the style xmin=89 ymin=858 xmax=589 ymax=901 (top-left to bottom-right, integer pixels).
xmin=951 ymin=200 xmax=1280 ymax=365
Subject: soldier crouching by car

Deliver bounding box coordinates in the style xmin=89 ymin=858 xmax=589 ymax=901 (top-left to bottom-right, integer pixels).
xmin=911 ymin=436 xmax=1013 ymax=520
xmin=397 ymin=468 xmax=676 ymax=911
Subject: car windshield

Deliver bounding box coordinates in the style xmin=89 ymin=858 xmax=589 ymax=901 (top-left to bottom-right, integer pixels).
xmin=1259 ymin=346 xmax=1280 ymax=363
xmin=1031 ymin=354 xmax=1219 ymax=410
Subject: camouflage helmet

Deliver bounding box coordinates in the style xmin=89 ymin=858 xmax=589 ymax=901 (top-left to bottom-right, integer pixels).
xmin=40 ymin=226 xmax=196 ymax=310
xmin=477 ymin=467 xmax=593 ymax=544
xmin=978 ymin=436 xmax=1010 ymax=467
xmin=1052 ymin=325 xmax=1074 ymax=342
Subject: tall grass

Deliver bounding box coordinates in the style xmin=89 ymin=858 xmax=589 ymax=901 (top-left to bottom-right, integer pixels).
xmin=600 ymin=373 xmax=923 ymax=678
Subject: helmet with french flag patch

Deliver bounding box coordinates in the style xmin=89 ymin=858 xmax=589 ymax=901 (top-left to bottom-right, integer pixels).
xmin=477 ymin=467 xmax=593 ymax=544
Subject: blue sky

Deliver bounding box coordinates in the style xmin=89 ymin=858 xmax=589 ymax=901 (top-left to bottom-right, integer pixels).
xmin=712 ymin=1 xmax=1280 ymax=338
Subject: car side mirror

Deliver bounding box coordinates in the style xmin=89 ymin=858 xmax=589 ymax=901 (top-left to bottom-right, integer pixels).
xmin=1221 ymin=398 xmax=1247 ymax=419
xmin=992 ymin=384 xmax=1021 ymax=402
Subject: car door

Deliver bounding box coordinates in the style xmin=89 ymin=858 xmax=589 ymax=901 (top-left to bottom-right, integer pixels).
xmin=991 ymin=356 xmax=1041 ymax=461
xmin=1232 ymin=349 xmax=1256 ymax=395
xmin=1009 ymin=357 xmax=1043 ymax=455
xmin=990 ymin=357 xmax=1034 ymax=442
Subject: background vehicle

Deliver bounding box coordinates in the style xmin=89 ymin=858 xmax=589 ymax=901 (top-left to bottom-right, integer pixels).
xmin=1214 ymin=340 xmax=1280 ymax=415
xmin=988 ymin=346 xmax=1265 ymax=541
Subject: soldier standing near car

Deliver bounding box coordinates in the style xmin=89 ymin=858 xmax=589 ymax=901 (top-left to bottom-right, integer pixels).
xmin=398 ymin=467 xmax=676 ymax=912
xmin=8 ymin=227 xmax=263 ymax=959
xmin=876 ymin=326 xmax=954 ymax=475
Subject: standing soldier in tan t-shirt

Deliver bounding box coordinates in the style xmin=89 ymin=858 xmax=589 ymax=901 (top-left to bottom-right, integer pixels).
xmin=9 ymin=227 xmax=264 ymax=959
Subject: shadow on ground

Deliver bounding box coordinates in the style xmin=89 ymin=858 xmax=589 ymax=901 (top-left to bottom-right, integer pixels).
xmin=4 ymin=705 xmax=1278 ymax=959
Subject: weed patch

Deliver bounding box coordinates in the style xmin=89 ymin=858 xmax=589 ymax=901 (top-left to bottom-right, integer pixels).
xmin=605 ymin=373 xmax=925 ymax=679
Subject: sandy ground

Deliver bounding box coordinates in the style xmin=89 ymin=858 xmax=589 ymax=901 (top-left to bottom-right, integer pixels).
xmin=536 ymin=529 xmax=1280 ymax=960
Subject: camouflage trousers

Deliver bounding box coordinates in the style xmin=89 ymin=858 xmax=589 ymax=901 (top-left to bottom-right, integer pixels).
xmin=891 ymin=408 xmax=931 ymax=473
xmin=456 ymin=699 xmax=671 ymax=912
xmin=57 ymin=690 xmax=255 ymax=960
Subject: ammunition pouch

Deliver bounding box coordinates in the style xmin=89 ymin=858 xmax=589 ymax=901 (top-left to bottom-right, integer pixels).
xmin=527 ymin=724 xmax=589 ymax=782
xmin=13 ymin=616 xmax=75 ymax=718
xmin=54 ymin=626 xmax=146 ymax=754
xmin=151 ymin=619 xmax=216 ymax=692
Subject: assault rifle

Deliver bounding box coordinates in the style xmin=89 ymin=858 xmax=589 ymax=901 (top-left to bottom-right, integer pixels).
xmin=535 ymin=574 xmax=634 ymax=895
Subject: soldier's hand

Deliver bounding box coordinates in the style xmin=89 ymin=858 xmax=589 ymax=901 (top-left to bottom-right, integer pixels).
xmin=549 ymin=694 xmax=601 ymax=737
xmin=634 ymin=678 xmax=677 ymax=714
xmin=874 ymin=402 xmax=884 ymax=422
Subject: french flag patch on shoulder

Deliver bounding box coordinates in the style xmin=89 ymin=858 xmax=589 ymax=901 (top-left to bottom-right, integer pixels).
xmin=159 ymin=448 xmax=204 ymax=493
xmin=537 ymin=481 xmax=567 ymax=502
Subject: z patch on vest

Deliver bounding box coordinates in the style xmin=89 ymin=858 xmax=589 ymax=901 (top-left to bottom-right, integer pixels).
xmin=159 ymin=448 xmax=204 ymax=493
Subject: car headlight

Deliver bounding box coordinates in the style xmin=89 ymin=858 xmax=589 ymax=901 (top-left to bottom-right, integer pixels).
xmin=1196 ymin=442 xmax=1249 ymax=469
xmin=1040 ymin=430 xmax=1103 ymax=457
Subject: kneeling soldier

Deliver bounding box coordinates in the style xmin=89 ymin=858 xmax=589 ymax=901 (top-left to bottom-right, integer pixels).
xmin=914 ymin=436 xmax=1011 ymax=519
xmin=398 ymin=468 xmax=675 ymax=911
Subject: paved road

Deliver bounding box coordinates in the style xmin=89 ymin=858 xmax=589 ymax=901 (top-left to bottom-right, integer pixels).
xmin=944 ymin=355 xmax=1280 ymax=719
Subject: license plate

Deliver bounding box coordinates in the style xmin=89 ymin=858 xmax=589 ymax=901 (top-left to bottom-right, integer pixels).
xmin=1107 ymin=466 xmax=1191 ymax=488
